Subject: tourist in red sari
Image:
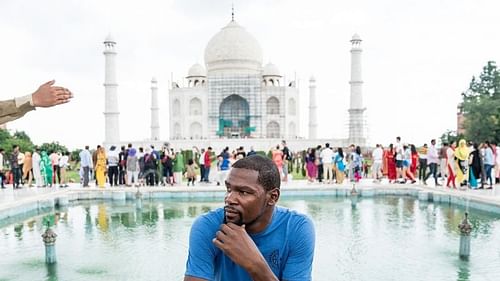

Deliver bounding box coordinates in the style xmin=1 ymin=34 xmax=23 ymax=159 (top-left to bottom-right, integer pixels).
xmin=410 ymin=144 xmax=419 ymax=176
xmin=305 ymin=148 xmax=317 ymax=182
xmin=384 ymin=144 xmax=397 ymax=183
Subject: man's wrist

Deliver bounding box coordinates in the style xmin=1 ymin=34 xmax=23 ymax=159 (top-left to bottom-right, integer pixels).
xmin=15 ymin=94 xmax=34 ymax=108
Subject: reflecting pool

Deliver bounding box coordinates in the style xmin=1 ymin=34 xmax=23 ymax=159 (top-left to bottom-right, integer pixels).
xmin=1 ymin=196 xmax=500 ymax=281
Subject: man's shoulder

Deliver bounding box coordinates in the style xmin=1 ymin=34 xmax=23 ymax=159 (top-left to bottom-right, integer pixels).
xmin=274 ymin=206 xmax=314 ymax=231
xmin=192 ymin=207 xmax=224 ymax=231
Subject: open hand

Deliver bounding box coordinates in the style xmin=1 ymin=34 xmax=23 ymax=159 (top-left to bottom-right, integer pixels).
xmin=32 ymin=80 xmax=73 ymax=107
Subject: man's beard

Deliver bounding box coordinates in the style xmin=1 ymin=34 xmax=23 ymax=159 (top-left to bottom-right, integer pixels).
xmin=223 ymin=205 xmax=267 ymax=227
xmin=224 ymin=206 xmax=244 ymax=226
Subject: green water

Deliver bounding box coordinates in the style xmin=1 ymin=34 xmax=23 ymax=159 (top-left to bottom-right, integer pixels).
xmin=1 ymin=196 xmax=500 ymax=281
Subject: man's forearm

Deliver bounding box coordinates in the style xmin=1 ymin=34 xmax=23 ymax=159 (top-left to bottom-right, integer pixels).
xmin=0 ymin=98 xmax=35 ymax=125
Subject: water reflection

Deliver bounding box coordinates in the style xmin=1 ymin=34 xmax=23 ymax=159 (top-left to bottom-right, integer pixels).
xmin=164 ymin=208 xmax=184 ymax=219
xmin=96 ymin=204 xmax=109 ymax=232
xmin=14 ymin=223 xmax=23 ymax=240
xmin=456 ymin=259 xmax=470 ymax=281
xmin=305 ymin=202 xmax=323 ymax=218
xmin=45 ymin=263 xmax=58 ymax=281
xmin=84 ymin=207 xmax=93 ymax=235
xmin=1 ymin=197 xmax=500 ymax=281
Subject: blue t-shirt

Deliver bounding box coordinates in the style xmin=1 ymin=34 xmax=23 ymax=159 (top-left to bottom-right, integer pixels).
xmin=185 ymin=206 xmax=315 ymax=281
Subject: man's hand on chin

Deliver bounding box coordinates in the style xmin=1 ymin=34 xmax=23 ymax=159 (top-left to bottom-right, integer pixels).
xmin=212 ymin=223 xmax=278 ymax=281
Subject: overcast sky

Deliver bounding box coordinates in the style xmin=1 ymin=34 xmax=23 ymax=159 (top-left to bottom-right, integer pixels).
xmin=1 ymin=0 xmax=499 ymax=150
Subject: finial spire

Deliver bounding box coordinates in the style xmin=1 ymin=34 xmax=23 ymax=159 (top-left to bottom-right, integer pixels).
xmin=231 ymin=3 xmax=234 ymax=21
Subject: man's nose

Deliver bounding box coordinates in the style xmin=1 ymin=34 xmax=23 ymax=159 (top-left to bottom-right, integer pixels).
xmin=225 ymin=191 xmax=238 ymax=205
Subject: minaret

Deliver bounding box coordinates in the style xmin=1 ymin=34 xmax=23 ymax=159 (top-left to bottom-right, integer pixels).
xmin=308 ymin=76 xmax=317 ymax=139
xmin=103 ymin=34 xmax=120 ymax=144
xmin=348 ymin=33 xmax=366 ymax=146
xmin=150 ymin=77 xmax=160 ymax=140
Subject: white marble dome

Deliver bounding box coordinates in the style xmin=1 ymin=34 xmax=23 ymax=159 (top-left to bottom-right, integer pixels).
xmin=204 ymin=21 xmax=263 ymax=73
xmin=263 ymin=62 xmax=281 ymax=77
xmin=187 ymin=63 xmax=206 ymax=77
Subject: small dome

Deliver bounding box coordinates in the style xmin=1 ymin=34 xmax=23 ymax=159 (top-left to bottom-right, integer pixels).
xmin=263 ymin=62 xmax=281 ymax=77
xmin=151 ymin=77 xmax=157 ymax=83
xmin=187 ymin=63 xmax=206 ymax=77
xmin=309 ymin=76 xmax=316 ymax=82
xmin=351 ymin=33 xmax=361 ymax=41
xmin=204 ymin=21 xmax=263 ymax=73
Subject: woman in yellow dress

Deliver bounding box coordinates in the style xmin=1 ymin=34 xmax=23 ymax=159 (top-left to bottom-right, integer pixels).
xmin=95 ymin=146 xmax=107 ymax=188
xmin=454 ymin=139 xmax=469 ymax=187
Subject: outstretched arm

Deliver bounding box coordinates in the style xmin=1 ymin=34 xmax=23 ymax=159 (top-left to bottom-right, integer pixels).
xmin=0 ymin=80 xmax=73 ymax=125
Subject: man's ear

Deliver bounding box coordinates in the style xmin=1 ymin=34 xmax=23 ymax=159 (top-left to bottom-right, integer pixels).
xmin=267 ymin=188 xmax=280 ymax=206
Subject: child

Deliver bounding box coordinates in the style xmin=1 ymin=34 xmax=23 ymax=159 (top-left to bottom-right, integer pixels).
xmin=186 ymin=159 xmax=197 ymax=186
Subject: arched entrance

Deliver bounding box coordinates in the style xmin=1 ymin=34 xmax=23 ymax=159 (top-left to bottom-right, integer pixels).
xmin=218 ymin=94 xmax=250 ymax=138
xmin=189 ymin=122 xmax=202 ymax=139
xmin=266 ymin=121 xmax=280 ymax=138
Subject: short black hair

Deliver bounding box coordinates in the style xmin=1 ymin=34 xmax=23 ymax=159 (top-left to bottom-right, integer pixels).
xmin=232 ymin=155 xmax=280 ymax=191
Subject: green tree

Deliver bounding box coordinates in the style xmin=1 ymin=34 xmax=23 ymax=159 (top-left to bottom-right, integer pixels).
xmin=71 ymin=149 xmax=82 ymax=162
xmin=0 ymin=129 xmax=11 ymax=143
xmin=439 ymin=130 xmax=465 ymax=145
xmin=0 ymin=130 xmax=34 ymax=155
xmin=461 ymin=61 xmax=500 ymax=143
xmin=39 ymin=142 xmax=69 ymax=154
xmin=13 ymin=131 xmax=31 ymax=142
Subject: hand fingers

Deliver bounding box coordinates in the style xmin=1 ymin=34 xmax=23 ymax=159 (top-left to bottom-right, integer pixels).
xmin=43 ymin=80 xmax=55 ymax=86
xmin=220 ymin=224 xmax=232 ymax=233
xmin=52 ymin=86 xmax=66 ymax=91
xmin=53 ymin=88 xmax=73 ymax=98
xmin=54 ymin=99 xmax=67 ymax=106
xmin=212 ymin=237 xmax=225 ymax=250
xmin=215 ymin=230 xmax=226 ymax=243
xmin=226 ymin=222 xmax=245 ymax=230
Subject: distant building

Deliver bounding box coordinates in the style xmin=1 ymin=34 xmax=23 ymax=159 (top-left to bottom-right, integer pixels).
xmin=102 ymin=12 xmax=368 ymax=151
xmin=169 ymin=19 xmax=300 ymax=140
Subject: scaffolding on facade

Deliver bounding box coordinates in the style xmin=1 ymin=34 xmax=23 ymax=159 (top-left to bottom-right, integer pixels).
xmin=208 ymin=74 xmax=262 ymax=138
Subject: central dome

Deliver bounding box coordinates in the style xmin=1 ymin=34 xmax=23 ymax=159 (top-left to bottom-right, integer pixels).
xmin=204 ymin=20 xmax=263 ymax=73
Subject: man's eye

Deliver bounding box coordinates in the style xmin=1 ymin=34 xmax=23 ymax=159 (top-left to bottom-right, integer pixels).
xmin=240 ymin=191 xmax=249 ymax=195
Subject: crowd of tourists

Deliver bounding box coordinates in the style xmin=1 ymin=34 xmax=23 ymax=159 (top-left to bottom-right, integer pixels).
xmin=297 ymin=137 xmax=499 ymax=190
xmin=0 ymin=137 xmax=499 ymax=190
xmin=0 ymin=145 xmax=70 ymax=189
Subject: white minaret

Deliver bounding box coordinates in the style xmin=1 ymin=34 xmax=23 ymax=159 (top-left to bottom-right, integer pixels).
xmin=103 ymin=34 xmax=120 ymax=144
xmin=348 ymin=33 xmax=366 ymax=146
xmin=308 ymin=76 xmax=317 ymax=139
xmin=150 ymin=77 xmax=160 ymax=140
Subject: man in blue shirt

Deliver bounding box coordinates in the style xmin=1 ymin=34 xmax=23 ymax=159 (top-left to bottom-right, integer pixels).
xmin=184 ymin=155 xmax=315 ymax=281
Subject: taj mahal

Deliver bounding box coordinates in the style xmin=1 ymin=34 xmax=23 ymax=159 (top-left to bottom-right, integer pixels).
xmin=102 ymin=14 xmax=366 ymax=151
